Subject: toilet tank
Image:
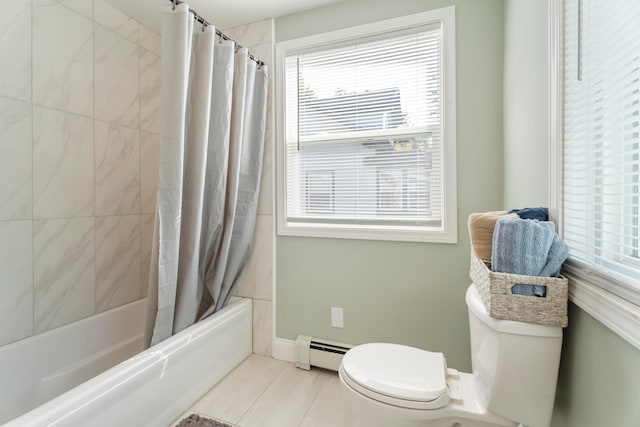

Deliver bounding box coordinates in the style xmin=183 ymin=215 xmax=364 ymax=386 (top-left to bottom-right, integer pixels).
xmin=465 ymin=285 xmax=563 ymax=427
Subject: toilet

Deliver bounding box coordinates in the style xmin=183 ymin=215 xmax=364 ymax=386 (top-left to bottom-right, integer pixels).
xmin=339 ymin=285 xmax=563 ymax=427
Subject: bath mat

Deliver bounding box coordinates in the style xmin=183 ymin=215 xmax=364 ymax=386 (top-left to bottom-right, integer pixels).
xmin=175 ymin=413 xmax=233 ymax=427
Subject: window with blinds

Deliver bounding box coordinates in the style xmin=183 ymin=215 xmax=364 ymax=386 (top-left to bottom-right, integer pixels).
xmin=276 ymin=8 xmax=457 ymax=242
xmin=563 ymin=0 xmax=640 ymax=302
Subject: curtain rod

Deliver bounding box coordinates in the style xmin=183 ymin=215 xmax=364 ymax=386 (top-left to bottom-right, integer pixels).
xmin=169 ymin=0 xmax=264 ymax=67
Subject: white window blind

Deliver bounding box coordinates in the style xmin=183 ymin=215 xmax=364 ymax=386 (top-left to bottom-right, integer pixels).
xmin=563 ymin=0 xmax=640 ymax=303
xmin=282 ymin=23 xmax=449 ymax=238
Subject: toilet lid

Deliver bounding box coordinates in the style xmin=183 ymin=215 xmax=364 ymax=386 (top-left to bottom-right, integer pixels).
xmin=340 ymin=343 xmax=449 ymax=408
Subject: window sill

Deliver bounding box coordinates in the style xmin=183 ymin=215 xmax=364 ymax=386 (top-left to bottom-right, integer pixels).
xmin=277 ymin=221 xmax=457 ymax=244
xmin=565 ymin=271 xmax=640 ymax=351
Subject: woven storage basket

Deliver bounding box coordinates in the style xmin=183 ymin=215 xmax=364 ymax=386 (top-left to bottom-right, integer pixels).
xmin=469 ymin=250 xmax=568 ymax=327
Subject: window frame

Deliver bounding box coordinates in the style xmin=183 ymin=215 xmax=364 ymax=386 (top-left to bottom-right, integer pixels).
xmin=275 ymin=6 xmax=457 ymax=243
xmin=549 ymin=0 xmax=640 ymax=350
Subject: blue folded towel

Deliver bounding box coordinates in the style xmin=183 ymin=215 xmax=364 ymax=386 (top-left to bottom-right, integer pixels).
xmin=508 ymin=207 xmax=549 ymax=221
xmin=491 ymin=218 xmax=556 ymax=276
xmin=539 ymin=234 xmax=569 ymax=277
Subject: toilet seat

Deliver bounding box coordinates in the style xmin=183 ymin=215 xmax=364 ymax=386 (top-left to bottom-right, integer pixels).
xmin=340 ymin=343 xmax=450 ymax=410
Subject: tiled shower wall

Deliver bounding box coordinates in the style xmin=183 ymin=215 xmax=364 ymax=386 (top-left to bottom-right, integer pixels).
xmin=225 ymin=19 xmax=275 ymax=356
xmin=0 ymin=0 xmax=161 ymax=346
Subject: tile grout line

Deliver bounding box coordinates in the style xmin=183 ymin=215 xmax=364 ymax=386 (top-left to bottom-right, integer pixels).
xmin=234 ymin=358 xmax=292 ymax=426
xmin=297 ymin=370 xmax=331 ymax=427
xmin=137 ymin=19 xmax=143 ymax=300
xmin=31 ymin=0 xmax=36 ymax=338
xmin=16 ymin=100 xmax=147 ymax=132
xmin=93 ymin=0 xmax=98 ymax=317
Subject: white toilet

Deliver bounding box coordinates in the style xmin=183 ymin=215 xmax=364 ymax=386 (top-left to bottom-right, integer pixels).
xmin=339 ymin=285 xmax=563 ymax=427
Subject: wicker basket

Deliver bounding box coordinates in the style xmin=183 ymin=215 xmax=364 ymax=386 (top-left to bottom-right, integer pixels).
xmin=469 ymin=250 xmax=568 ymax=327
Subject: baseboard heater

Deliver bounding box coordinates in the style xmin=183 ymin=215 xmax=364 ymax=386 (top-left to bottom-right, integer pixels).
xmin=295 ymin=335 xmax=353 ymax=371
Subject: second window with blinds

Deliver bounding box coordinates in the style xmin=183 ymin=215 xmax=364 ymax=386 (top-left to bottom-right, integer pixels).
xmin=275 ymin=7 xmax=457 ymax=242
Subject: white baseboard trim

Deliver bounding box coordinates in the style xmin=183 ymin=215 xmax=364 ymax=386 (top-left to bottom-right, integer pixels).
xmin=273 ymin=338 xmax=296 ymax=362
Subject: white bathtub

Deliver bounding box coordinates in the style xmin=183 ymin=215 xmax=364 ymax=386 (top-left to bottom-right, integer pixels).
xmin=0 ymin=298 xmax=147 ymax=424
xmin=2 ymin=297 xmax=252 ymax=427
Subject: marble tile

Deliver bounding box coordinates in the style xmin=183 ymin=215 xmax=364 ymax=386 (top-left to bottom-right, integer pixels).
xmin=33 ymin=106 xmax=94 ymax=218
xmin=0 ymin=221 xmax=34 ymax=346
xmin=94 ymin=0 xmax=138 ymax=43
xmin=223 ymin=19 xmax=273 ymax=48
xmin=258 ymin=46 xmax=274 ymax=217
xmin=265 ymin=92 xmax=273 ymax=134
xmin=0 ymin=0 xmax=31 ymax=101
xmin=252 ymin=299 xmax=272 ymax=356
xmin=235 ymin=215 xmax=272 ymax=301
xmin=238 ymin=363 xmax=328 ymax=427
xmin=248 ymin=43 xmax=272 ymax=67
xmin=96 ymin=215 xmax=141 ymax=312
xmin=140 ymin=214 xmax=154 ymax=298
xmin=193 ymin=354 xmax=287 ymax=424
xmin=55 ymin=0 xmax=92 ymax=18
xmin=139 ymin=49 xmax=161 ymax=133
xmin=34 ymin=217 xmax=95 ymax=333
xmin=139 ymin=24 xmax=161 ymax=56
xmin=300 ymin=372 xmax=369 ymax=427
xmin=33 ymin=0 xmax=93 ymax=116
xmin=95 ymin=25 xmax=139 ymax=127
xmin=95 ymin=121 xmax=140 ymax=215
xmin=0 ymin=97 xmax=32 ymax=220
xmin=256 ymin=127 xmax=273 ymax=216
xmin=140 ymin=131 xmax=160 ymax=214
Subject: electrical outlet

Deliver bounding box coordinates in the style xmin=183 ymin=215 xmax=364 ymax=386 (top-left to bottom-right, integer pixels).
xmin=331 ymin=307 xmax=344 ymax=328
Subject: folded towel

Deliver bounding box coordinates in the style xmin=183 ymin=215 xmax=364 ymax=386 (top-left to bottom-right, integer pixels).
xmin=491 ymin=218 xmax=556 ymax=276
xmin=539 ymin=234 xmax=569 ymax=277
xmin=508 ymin=207 xmax=549 ymax=221
xmin=468 ymin=211 xmax=519 ymax=262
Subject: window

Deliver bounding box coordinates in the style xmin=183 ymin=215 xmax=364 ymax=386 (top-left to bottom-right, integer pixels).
xmin=305 ymin=170 xmax=334 ymax=215
xmin=377 ymin=163 xmax=430 ymax=215
xmin=275 ymin=7 xmax=457 ymax=243
xmin=561 ymin=0 xmax=640 ymax=305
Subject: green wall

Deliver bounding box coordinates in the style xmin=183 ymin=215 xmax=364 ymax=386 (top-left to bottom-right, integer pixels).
xmin=502 ymin=1 xmax=640 ymax=426
xmin=551 ymin=303 xmax=640 ymax=427
xmin=502 ymin=0 xmax=549 ymax=208
xmin=275 ymin=0 xmax=505 ymax=372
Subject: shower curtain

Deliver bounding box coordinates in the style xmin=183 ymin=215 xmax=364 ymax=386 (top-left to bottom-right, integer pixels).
xmin=145 ymin=3 xmax=268 ymax=347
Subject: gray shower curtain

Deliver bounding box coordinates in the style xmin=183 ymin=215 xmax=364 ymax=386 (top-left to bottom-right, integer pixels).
xmin=145 ymin=3 xmax=268 ymax=347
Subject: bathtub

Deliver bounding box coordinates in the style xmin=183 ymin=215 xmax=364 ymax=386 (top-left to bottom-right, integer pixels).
xmin=2 ymin=297 xmax=252 ymax=426
xmin=0 ymin=298 xmax=147 ymax=424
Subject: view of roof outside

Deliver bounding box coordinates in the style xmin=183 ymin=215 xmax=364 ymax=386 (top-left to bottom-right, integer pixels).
xmin=295 ymin=28 xmax=440 ymax=130
xmin=300 ymin=88 xmax=404 ymax=136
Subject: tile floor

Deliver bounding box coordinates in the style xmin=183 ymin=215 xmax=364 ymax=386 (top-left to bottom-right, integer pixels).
xmin=171 ymin=354 xmax=368 ymax=427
